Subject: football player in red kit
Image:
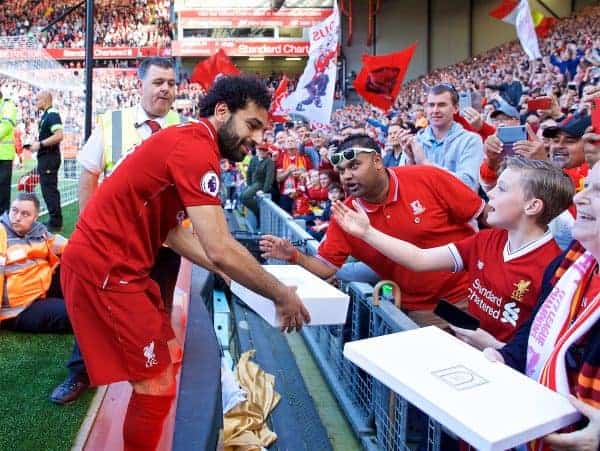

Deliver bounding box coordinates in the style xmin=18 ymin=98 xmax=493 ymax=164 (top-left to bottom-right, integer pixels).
xmin=61 ymin=76 xmax=310 ymax=451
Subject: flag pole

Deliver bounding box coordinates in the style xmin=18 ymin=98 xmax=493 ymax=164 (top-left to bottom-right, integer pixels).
xmin=84 ymin=0 xmax=94 ymax=140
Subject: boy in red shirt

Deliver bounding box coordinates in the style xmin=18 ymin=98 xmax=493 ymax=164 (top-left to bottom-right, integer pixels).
xmin=332 ymin=156 xmax=574 ymax=349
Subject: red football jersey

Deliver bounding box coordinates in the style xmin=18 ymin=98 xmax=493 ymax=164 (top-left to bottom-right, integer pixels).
xmin=450 ymin=229 xmax=561 ymax=342
xmin=63 ymin=120 xmax=222 ymax=291
xmin=318 ymin=166 xmax=485 ymax=310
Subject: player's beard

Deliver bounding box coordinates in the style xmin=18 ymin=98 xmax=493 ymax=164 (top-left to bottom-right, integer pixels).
xmin=217 ymin=116 xmax=246 ymax=162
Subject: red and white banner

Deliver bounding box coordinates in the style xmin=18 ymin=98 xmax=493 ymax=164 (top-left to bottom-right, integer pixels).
xmin=172 ymin=40 xmax=309 ymax=57
xmin=179 ymin=8 xmax=331 ymax=28
xmin=280 ymin=2 xmax=339 ymax=125
xmin=489 ymin=0 xmax=541 ymax=60
xmin=42 ymin=47 xmax=171 ymax=60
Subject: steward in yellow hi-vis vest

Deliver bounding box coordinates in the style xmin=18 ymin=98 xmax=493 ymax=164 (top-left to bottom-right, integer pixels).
xmin=101 ymin=106 xmax=181 ymax=174
xmin=0 ymin=91 xmax=18 ymax=213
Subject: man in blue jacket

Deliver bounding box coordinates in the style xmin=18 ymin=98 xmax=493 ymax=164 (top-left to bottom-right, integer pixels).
xmin=400 ymin=84 xmax=483 ymax=192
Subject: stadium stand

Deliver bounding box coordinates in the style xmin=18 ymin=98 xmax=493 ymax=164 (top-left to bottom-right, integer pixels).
xmin=0 ymin=2 xmax=599 ymax=450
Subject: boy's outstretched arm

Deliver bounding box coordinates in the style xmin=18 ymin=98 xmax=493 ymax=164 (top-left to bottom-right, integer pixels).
xmin=331 ymin=200 xmax=456 ymax=272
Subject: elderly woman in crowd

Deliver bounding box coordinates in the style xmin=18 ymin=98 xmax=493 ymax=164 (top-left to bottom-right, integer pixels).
xmin=485 ymin=160 xmax=600 ymax=451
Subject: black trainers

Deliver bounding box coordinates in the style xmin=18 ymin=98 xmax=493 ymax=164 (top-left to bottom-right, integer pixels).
xmin=49 ymin=375 xmax=90 ymax=405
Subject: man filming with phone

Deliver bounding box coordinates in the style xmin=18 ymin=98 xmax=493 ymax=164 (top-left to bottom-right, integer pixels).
xmin=480 ymin=100 xmax=547 ymax=191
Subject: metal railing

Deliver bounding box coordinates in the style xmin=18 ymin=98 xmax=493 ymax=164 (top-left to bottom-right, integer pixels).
xmin=258 ymin=196 xmax=444 ymax=451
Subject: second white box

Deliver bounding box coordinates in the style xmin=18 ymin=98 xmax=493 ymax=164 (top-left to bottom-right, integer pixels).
xmin=231 ymin=264 xmax=349 ymax=327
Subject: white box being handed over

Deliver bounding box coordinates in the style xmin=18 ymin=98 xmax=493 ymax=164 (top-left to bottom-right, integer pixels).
xmin=343 ymin=326 xmax=580 ymax=451
xmin=231 ymin=264 xmax=349 ymax=327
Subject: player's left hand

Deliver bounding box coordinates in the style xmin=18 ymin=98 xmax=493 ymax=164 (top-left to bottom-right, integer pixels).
xmin=543 ymin=395 xmax=600 ymax=451
xmin=449 ymin=325 xmax=504 ymax=351
xmin=31 ymin=141 xmax=41 ymax=153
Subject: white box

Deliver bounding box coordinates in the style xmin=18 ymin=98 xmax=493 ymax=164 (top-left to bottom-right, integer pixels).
xmin=343 ymin=326 xmax=580 ymax=451
xmin=231 ymin=264 xmax=349 ymax=327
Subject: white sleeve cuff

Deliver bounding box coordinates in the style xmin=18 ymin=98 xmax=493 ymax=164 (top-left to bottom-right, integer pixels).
xmin=447 ymin=244 xmax=464 ymax=273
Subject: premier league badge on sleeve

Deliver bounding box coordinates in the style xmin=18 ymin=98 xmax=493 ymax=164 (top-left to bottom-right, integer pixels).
xmin=201 ymin=171 xmax=220 ymax=197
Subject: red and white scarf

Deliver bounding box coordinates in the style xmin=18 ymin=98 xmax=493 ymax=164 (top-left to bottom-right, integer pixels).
xmin=525 ymin=250 xmax=600 ymax=451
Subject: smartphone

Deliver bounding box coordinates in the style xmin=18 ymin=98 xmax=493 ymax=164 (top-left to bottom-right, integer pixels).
xmin=527 ymin=97 xmax=552 ymax=112
xmin=434 ymin=300 xmax=480 ymax=330
xmin=497 ymin=125 xmax=527 ymax=156
xmin=592 ymin=98 xmax=600 ymax=133
xmin=458 ymin=92 xmax=472 ymax=111
xmin=567 ymin=82 xmax=577 ymax=91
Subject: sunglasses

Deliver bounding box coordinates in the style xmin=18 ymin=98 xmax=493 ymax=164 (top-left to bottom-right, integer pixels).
xmin=330 ymin=147 xmax=377 ymax=166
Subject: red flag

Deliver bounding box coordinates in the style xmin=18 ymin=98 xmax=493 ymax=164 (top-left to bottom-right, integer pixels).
xmin=535 ymin=16 xmax=556 ymax=38
xmin=269 ymin=76 xmax=290 ymax=123
xmin=190 ymin=49 xmax=240 ymax=90
xmin=353 ymin=43 xmax=417 ymax=111
xmin=488 ymin=0 xmax=518 ymax=21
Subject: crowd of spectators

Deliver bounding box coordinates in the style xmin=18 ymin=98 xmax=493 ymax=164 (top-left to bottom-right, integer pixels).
xmin=224 ymin=6 xmax=600 ymax=259
xmin=0 ymin=0 xmax=173 ymax=49
xmin=0 ymin=3 xmax=599 ymax=448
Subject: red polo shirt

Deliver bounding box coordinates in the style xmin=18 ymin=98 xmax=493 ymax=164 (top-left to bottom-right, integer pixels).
xmin=317 ymin=166 xmax=485 ymax=310
xmin=63 ymin=119 xmax=222 ymax=291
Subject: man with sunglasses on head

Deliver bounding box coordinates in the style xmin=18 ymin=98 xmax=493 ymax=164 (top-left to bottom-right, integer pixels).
xmin=261 ymin=134 xmax=485 ymax=327
xmin=399 ymin=84 xmax=484 ymax=192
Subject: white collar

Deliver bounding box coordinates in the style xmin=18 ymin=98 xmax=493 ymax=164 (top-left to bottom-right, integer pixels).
xmin=133 ymin=104 xmax=169 ymax=129
xmin=503 ymin=230 xmax=554 ymax=262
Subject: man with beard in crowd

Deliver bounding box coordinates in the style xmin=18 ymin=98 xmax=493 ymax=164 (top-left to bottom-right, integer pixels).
xmin=60 ymin=75 xmax=310 ymax=451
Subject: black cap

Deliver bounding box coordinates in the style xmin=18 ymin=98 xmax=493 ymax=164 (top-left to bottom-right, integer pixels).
xmin=542 ymin=113 xmax=592 ymax=139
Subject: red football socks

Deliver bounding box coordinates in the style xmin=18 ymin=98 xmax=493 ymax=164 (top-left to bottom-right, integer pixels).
xmin=123 ymin=392 xmax=175 ymax=451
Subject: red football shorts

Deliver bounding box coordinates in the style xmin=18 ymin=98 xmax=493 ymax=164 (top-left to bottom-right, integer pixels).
xmin=61 ymin=265 xmax=175 ymax=386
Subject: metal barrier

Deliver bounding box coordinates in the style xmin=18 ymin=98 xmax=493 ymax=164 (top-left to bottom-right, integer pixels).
xmin=258 ymin=195 xmax=443 ymax=451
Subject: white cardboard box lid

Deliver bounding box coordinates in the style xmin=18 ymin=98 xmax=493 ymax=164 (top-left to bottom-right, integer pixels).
xmin=231 ymin=264 xmax=349 ymax=327
xmin=343 ymin=326 xmax=580 ymax=451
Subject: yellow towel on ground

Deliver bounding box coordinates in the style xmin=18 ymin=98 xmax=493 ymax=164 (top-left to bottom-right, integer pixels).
xmin=223 ymin=350 xmax=281 ymax=451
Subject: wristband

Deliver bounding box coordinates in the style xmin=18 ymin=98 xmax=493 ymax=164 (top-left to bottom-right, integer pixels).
xmin=289 ymin=247 xmax=300 ymax=264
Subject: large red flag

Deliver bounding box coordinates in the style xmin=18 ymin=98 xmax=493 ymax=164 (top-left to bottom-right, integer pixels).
xmin=190 ymin=49 xmax=240 ymax=90
xmin=269 ymin=76 xmax=290 ymax=123
xmin=353 ymin=43 xmax=417 ymax=111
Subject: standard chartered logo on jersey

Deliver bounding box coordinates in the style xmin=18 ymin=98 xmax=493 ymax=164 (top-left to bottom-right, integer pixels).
xmin=467 ymin=278 xmax=530 ymax=327
xmin=500 ymin=302 xmax=520 ymax=327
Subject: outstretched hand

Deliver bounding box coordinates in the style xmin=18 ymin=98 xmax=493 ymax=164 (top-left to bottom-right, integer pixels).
xmin=332 ymin=200 xmax=371 ymax=239
xmin=259 ymin=235 xmax=296 ymax=261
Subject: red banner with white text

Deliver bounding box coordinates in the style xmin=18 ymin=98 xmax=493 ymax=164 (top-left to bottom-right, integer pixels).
xmin=172 ymin=40 xmax=309 ymax=57
xmin=179 ymin=8 xmax=331 ymax=28
xmin=42 ymin=47 xmax=171 ymax=60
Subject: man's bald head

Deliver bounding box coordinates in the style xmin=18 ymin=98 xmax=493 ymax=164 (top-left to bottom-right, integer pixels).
xmin=36 ymin=90 xmax=53 ymax=110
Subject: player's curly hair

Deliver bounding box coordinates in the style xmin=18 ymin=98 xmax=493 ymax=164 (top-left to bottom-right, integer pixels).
xmin=199 ymin=75 xmax=271 ymax=118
